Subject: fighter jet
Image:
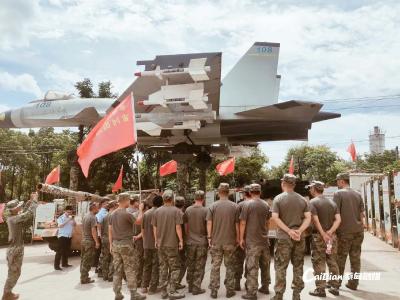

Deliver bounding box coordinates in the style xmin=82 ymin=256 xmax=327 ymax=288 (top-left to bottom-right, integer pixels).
xmin=0 ymin=42 xmax=340 ymax=157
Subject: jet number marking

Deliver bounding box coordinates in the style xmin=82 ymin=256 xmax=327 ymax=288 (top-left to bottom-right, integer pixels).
xmin=256 ymin=46 xmax=273 ymax=53
xmin=36 ymin=102 xmax=51 ymax=108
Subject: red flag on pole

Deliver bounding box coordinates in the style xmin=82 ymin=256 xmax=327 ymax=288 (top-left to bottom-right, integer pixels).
xmin=160 ymin=160 xmax=177 ymax=177
xmin=77 ymin=94 xmax=137 ymax=177
xmin=216 ymin=157 xmax=235 ymax=176
xmin=347 ymin=141 xmax=357 ymax=162
xmin=289 ymin=155 xmax=295 ymax=175
xmin=45 ymin=165 xmax=60 ymax=184
xmin=112 ymin=165 xmax=124 ymax=192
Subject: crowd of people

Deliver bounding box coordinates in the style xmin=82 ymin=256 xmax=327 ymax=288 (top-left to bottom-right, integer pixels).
xmin=2 ymin=172 xmax=366 ymax=300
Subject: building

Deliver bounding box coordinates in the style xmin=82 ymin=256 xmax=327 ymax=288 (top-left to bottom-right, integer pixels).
xmin=369 ymin=126 xmax=385 ymax=154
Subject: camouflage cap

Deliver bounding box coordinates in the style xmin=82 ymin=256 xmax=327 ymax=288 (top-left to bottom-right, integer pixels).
xmin=336 ymin=173 xmax=350 ymax=181
xmin=250 ymin=183 xmax=261 ymax=192
xmin=243 ymin=185 xmax=251 ymax=193
xmin=162 ymin=189 xmax=174 ymax=201
xmin=194 ymin=190 xmax=205 ymax=200
xmin=306 ymin=180 xmax=325 ymax=190
xmin=281 ymin=174 xmax=297 ymax=184
xmin=118 ymin=192 xmax=131 ymax=202
xmin=218 ymin=182 xmax=229 ymax=192
xmin=175 ymin=196 xmax=185 ymax=206
xmin=6 ymin=199 xmax=24 ymax=211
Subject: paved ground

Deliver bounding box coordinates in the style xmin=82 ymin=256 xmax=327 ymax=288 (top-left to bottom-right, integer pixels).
xmin=1 ymin=233 xmax=399 ymax=300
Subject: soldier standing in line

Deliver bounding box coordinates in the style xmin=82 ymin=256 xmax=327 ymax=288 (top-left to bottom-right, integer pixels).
xmin=235 ymin=185 xmax=252 ymax=291
xmin=307 ymin=181 xmax=341 ymax=297
xmin=152 ymin=190 xmax=185 ymax=300
xmin=131 ymin=196 xmax=145 ymax=290
xmin=184 ymin=190 xmax=208 ymax=295
xmin=175 ymin=196 xmax=187 ymax=289
xmin=207 ymin=183 xmax=239 ymax=299
xmin=141 ymin=195 xmax=163 ymax=294
xmin=334 ymin=173 xmax=366 ymax=291
xmin=271 ymin=174 xmax=311 ymax=300
xmin=2 ymin=193 xmax=38 ymax=300
xmin=95 ymin=199 xmax=109 ymax=275
xmin=239 ymin=183 xmax=271 ymax=300
xmin=80 ymin=202 xmax=100 ymax=284
xmin=127 ymin=196 xmax=140 ymax=214
xmin=100 ymin=200 xmax=118 ymax=282
xmin=109 ymin=193 xmax=146 ymax=300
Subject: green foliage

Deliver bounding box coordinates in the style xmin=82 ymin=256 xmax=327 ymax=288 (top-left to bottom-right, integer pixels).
xmin=74 ymin=78 xmax=95 ymax=98
xmin=356 ymin=150 xmax=399 ymax=173
xmin=98 ymin=81 xmax=117 ymax=98
xmin=208 ymin=147 xmax=268 ymax=188
xmin=267 ymin=144 xmax=350 ymax=185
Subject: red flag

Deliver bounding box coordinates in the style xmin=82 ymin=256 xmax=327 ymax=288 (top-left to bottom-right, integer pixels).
xmin=347 ymin=142 xmax=357 ymax=162
xmin=77 ymin=94 xmax=137 ymax=177
xmin=289 ymin=155 xmax=294 ymax=175
xmin=216 ymin=157 xmax=235 ymax=176
xmin=45 ymin=165 xmax=60 ymax=185
xmin=112 ymin=165 xmax=124 ymax=192
xmin=160 ymin=160 xmax=177 ymax=177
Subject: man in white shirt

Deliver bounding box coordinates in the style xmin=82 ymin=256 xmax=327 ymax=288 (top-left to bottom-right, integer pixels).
xmin=54 ymin=205 xmax=76 ymax=270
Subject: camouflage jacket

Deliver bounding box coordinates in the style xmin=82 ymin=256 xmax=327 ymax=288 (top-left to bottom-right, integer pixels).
xmin=7 ymin=200 xmax=38 ymax=247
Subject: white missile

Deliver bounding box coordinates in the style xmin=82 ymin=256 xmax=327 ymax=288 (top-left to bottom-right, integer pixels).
xmin=138 ymin=120 xmax=201 ymax=136
xmin=138 ymin=82 xmax=208 ymax=110
xmin=135 ymin=58 xmax=210 ymax=81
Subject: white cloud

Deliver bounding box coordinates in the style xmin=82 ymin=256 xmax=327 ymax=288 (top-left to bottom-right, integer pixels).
xmin=44 ymin=64 xmax=82 ymax=92
xmin=0 ymin=104 xmax=9 ymax=113
xmin=0 ymin=71 xmax=42 ymax=97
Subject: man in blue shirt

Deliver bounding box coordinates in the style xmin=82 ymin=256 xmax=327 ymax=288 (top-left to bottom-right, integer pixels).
xmin=94 ymin=199 xmax=109 ymax=274
xmin=54 ymin=205 xmax=76 ymax=270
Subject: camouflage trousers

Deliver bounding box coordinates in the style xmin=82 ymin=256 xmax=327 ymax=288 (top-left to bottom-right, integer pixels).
xmin=134 ymin=240 xmax=144 ymax=288
xmin=100 ymin=239 xmax=114 ymax=279
xmin=3 ymin=246 xmax=24 ymax=293
xmin=245 ymin=245 xmax=270 ymax=296
xmin=234 ymin=246 xmax=246 ymax=281
xmin=337 ymin=232 xmax=364 ymax=288
xmin=209 ymin=244 xmax=236 ymax=292
xmin=186 ymin=244 xmax=208 ymax=290
xmin=112 ymin=240 xmax=139 ymax=295
xmin=142 ymin=248 xmax=159 ymax=290
xmin=158 ymin=246 xmax=181 ymax=293
xmin=274 ymin=238 xmax=305 ymax=296
xmin=311 ymin=234 xmax=340 ymax=290
xmin=178 ymin=247 xmax=187 ymax=283
xmin=80 ymin=240 xmax=95 ymax=281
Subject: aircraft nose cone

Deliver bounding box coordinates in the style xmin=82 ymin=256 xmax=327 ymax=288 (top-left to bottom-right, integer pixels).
xmin=0 ymin=110 xmax=15 ymax=128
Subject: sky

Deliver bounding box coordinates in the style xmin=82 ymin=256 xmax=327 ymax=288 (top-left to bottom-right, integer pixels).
xmin=1 ymin=0 xmax=400 ymax=166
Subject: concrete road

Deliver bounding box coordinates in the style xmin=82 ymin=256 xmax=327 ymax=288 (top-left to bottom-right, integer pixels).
xmin=0 ymin=233 xmax=399 ymax=300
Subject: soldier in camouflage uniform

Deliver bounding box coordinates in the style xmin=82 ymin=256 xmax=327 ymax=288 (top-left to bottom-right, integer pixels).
xmin=152 ymin=190 xmax=185 ymax=299
xmin=207 ymin=183 xmax=239 ymax=299
xmin=239 ymin=184 xmax=271 ymax=300
xmin=175 ymin=196 xmax=187 ymax=289
xmin=2 ymin=193 xmax=38 ymax=300
xmin=80 ymin=202 xmax=100 ymax=284
xmin=141 ymin=196 xmax=163 ymax=294
xmin=271 ymin=174 xmax=311 ymax=300
xmin=234 ymin=185 xmax=252 ymax=291
xmin=109 ymin=193 xmax=145 ymax=300
xmin=307 ymin=181 xmax=341 ymax=297
xmin=130 ymin=196 xmax=145 ymax=289
xmin=334 ymin=173 xmax=365 ymax=291
xmin=101 ymin=200 xmax=117 ymax=281
xmin=184 ymin=190 xmax=208 ymax=295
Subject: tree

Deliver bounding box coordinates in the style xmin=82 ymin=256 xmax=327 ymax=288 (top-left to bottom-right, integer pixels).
xmin=356 ymin=150 xmax=399 ymax=173
xmin=74 ymin=78 xmax=95 ymax=98
xmin=267 ymin=144 xmax=349 ymax=185
xmin=98 ymin=81 xmax=117 ymax=98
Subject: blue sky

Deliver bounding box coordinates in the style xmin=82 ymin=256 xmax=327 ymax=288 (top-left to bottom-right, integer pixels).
xmin=1 ymin=0 xmax=400 ymax=166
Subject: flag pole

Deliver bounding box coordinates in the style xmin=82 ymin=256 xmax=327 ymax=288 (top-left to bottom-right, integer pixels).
xmin=131 ymin=92 xmax=142 ymax=202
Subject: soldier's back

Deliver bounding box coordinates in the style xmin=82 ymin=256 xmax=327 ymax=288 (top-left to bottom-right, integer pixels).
xmin=333 ymin=188 xmax=364 ymax=234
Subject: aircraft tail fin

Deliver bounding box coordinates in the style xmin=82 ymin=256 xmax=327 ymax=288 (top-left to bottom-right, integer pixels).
xmin=220 ymin=42 xmax=280 ymax=112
